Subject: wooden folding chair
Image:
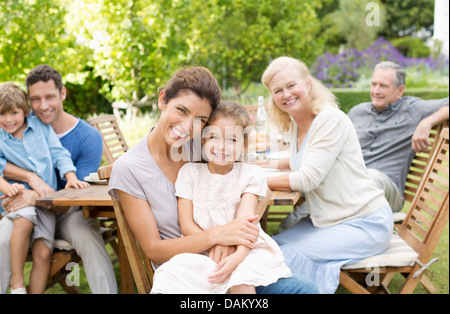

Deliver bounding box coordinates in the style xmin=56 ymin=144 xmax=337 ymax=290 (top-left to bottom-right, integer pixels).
xmin=98 ymin=165 xmax=154 ymax=294
xmin=395 ymin=121 xmax=449 ymax=226
xmin=88 ymin=115 xmax=129 ymax=164
xmin=340 ymin=128 xmax=449 ymax=294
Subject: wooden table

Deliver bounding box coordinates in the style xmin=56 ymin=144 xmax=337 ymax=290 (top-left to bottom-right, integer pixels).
xmin=261 ymin=190 xmax=303 ymax=231
xmin=36 ymin=184 xmax=115 ymax=218
xmin=36 ymin=184 xmax=301 ymax=293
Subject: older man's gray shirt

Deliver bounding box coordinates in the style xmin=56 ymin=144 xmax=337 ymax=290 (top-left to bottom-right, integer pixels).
xmin=348 ymin=96 xmax=448 ymax=196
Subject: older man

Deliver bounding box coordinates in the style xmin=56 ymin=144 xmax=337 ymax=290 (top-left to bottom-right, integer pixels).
xmin=0 ymin=65 xmax=117 ymax=294
xmin=348 ymin=61 xmax=449 ymax=212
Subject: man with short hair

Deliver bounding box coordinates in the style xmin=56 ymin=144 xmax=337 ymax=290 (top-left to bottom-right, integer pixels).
xmin=0 ymin=64 xmax=117 ymax=294
xmin=348 ymin=61 xmax=449 ymax=212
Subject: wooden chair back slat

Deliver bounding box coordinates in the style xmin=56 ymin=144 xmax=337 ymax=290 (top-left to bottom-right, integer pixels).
xmin=399 ymin=128 xmax=449 ymax=256
xmin=88 ymin=115 xmax=129 ymax=164
xmin=403 ymin=122 xmax=448 ymax=204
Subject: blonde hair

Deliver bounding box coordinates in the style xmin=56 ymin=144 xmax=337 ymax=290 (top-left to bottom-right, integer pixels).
xmin=261 ymin=57 xmax=338 ymax=131
xmin=0 ymin=82 xmax=30 ymax=116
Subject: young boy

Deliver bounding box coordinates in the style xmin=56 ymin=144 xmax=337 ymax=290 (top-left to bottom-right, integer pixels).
xmin=0 ymin=82 xmax=89 ymax=294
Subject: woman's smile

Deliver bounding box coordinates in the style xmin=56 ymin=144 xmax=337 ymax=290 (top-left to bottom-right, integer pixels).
xmin=284 ymin=98 xmax=298 ymax=106
xmin=170 ymin=126 xmax=190 ymax=140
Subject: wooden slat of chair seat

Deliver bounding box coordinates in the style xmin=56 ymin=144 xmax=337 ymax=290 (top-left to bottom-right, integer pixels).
xmin=18 ymin=241 xmax=81 ymax=293
xmin=98 ymin=165 xmax=154 ymax=294
xmin=340 ymin=127 xmax=449 ymax=294
xmin=46 ymin=250 xmax=82 ymax=294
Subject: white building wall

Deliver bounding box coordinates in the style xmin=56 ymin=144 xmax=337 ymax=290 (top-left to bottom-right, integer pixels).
xmin=434 ymin=0 xmax=449 ymax=57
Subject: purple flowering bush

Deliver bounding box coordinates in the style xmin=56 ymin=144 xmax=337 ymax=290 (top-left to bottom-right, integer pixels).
xmin=311 ymin=37 xmax=449 ymax=88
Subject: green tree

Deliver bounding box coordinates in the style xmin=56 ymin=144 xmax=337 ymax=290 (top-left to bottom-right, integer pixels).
xmin=320 ymin=0 xmax=436 ymax=52
xmin=189 ymin=0 xmax=325 ymax=97
xmin=67 ymin=0 xmax=187 ymax=103
xmin=322 ymin=0 xmax=385 ymax=50
xmin=379 ymin=0 xmax=435 ymax=39
xmin=0 ymin=0 xmax=89 ymax=84
xmin=68 ymin=0 xmax=325 ymax=100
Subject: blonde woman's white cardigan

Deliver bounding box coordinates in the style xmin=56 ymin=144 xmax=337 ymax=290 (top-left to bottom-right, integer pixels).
xmin=287 ymin=106 xmax=388 ymax=228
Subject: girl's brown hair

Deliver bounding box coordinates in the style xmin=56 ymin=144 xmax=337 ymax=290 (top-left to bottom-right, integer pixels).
xmin=207 ymin=101 xmax=251 ymax=140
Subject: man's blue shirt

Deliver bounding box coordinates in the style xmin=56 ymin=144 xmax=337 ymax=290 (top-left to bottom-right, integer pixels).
xmin=55 ymin=118 xmax=103 ymax=190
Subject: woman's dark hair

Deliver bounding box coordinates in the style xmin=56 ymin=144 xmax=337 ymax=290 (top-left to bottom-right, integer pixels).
xmin=161 ymin=66 xmax=221 ymax=110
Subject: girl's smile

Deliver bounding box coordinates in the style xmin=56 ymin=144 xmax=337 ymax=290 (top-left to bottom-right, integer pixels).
xmin=203 ymin=116 xmax=245 ymax=174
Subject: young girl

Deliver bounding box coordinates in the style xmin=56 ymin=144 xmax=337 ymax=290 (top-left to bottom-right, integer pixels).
xmin=0 ymin=82 xmax=89 ymax=294
xmin=151 ymin=101 xmax=291 ymax=294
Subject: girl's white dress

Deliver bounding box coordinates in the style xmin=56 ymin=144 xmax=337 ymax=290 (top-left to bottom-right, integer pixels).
xmin=150 ymin=162 xmax=291 ymax=294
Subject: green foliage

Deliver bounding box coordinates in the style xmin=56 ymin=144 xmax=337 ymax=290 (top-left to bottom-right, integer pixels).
xmin=64 ymin=69 xmax=112 ymax=119
xmin=0 ymin=0 xmax=90 ymax=83
xmin=323 ymin=0 xmax=384 ymax=50
xmin=66 ymin=0 xmax=181 ymax=103
xmin=69 ymin=0 xmax=325 ymax=100
xmin=378 ymin=0 xmax=435 ymax=38
xmin=1 ymin=0 xmax=325 ymax=103
xmin=190 ymin=0 xmax=325 ymax=96
xmin=391 ymin=36 xmax=432 ymax=58
xmin=333 ymin=88 xmax=450 ymax=113
xmin=0 ymin=0 xmax=446 ymax=115
xmin=321 ymin=0 xmax=436 ymax=52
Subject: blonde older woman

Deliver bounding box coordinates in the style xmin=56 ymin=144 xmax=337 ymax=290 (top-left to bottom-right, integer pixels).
xmin=261 ymin=57 xmax=393 ymax=294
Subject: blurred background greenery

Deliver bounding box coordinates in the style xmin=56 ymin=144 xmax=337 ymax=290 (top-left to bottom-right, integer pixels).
xmin=1 ymin=0 xmax=448 ymax=118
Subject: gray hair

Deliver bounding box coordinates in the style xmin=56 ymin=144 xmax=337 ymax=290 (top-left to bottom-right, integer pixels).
xmin=374 ymin=61 xmax=406 ymax=87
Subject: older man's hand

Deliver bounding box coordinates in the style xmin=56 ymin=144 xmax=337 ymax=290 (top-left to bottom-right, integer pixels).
xmin=412 ymin=120 xmax=432 ymax=153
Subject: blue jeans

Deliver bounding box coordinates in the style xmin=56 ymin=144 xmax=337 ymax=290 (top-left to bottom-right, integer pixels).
xmin=255 ymin=274 xmax=319 ymax=294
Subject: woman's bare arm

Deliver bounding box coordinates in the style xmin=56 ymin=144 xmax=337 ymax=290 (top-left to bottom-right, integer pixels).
xmin=117 ymin=190 xmax=259 ymax=266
